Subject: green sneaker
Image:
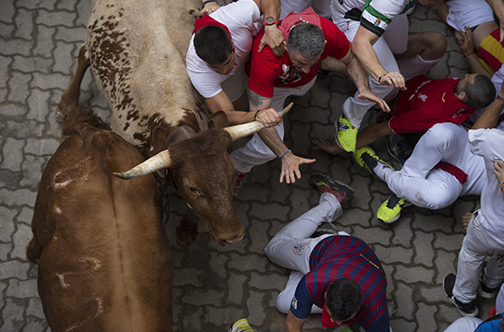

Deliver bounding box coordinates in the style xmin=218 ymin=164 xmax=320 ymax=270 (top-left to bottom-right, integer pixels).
xmin=353 ymin=147 xmax=394 ymax=180
xmin=335 ymin=114 xmax=358 ymax=153
xmin=377 ymin=194 xmax=411 ymax=223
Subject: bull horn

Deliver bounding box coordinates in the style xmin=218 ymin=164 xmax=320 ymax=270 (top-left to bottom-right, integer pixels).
xmin=114 ymin=150 xmax=172 ymax=179
xmin=224 ymin=102 xmax=293 ymax=142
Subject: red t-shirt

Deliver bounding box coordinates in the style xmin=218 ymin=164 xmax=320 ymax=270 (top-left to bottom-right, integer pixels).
xmin=247 ymin=15 xmax=351 ymax=98
xmin=389 ymin=75 xmax=476 ymax=134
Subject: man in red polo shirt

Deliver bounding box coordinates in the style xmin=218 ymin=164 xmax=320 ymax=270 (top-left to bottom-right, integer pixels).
xmin=229 ymin=7 xmax=388 ymax=191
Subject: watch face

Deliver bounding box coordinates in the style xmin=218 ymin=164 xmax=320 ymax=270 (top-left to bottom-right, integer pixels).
xmin=265 ymin=17 xmax=275 ymax=24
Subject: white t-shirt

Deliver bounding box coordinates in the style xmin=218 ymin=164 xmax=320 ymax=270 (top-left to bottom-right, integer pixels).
xmin=186 ymin=0 xmax=262 ymax=99
xmin=468 ymin=128 xmax=504 ymax=242
xmin=445 ymin=0 xmax=494 ymax=32
xmin=331 ymin=0 xmax=414 ymax=37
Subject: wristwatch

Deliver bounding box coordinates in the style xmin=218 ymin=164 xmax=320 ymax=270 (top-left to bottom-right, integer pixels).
xmin=263 ymin=16 xmax=278 ymax=26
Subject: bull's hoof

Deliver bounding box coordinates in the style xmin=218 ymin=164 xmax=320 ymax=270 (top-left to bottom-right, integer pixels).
xmin=55 ymin=111 xmax=66 ymax=124
xmin=176 ymin=215 xmax=198 ymax=245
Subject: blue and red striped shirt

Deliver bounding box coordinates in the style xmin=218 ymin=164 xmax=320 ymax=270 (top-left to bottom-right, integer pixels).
xmin=291 ymin=235 xmax=389 ymax=332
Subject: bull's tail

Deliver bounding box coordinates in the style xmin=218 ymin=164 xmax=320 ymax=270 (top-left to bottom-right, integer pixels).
xmin=59 ymin=43 xmax=110 ymax=136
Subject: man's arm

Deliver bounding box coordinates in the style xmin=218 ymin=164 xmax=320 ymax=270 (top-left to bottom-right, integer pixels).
xmin=249 ymin=88 xmax=316 ymax=183
xmin=472 ymin=80 xmax=504 ymax=129
xmin=253 ymin=0 xmax=286 ymax=56
xmin=338 ymin=48 xmax=391 ymax=113
xmin=485 ymin=0 xmax=504 ymax=42
xmin=205 ymin=90 xmax=281 ymax=126
xmin=352 ymin=26 xmax=405 ymax=89
xmin=285 ymin=311 xmax=309 ymax=332
xmin=200 ymin=0 xmax=220 ymax=15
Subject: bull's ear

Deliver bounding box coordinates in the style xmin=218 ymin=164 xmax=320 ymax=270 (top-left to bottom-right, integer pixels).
xmin=151 ymin=125 xmax=170 ymax=156
xmin=208 ymin=111 xmax=229 ymax=129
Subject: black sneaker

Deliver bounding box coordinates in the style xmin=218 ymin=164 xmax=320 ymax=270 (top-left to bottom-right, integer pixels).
xmin=443 ymin=273 xmax=479 ymax=317
xmin=309 ymin=174 xmax=354 ymax=204
xmin=311 ymin=222 xmax=341 ymax=238
xmin=479 ymin=261 xmax=498 ymax=299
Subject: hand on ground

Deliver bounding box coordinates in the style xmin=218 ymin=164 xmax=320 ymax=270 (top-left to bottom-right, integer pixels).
xmin=461 ymin=212 xmax=472 ymax=230
xmin=279 ymin=152 xmax=316 ymax=184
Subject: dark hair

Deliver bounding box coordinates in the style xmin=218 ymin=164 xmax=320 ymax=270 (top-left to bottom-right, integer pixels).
xmin=194 ymin=25 xmax=233 ymax=65
xmin=464 ymin=74 xmax=496 ymax=109
xmin=287 ymin=23 xmax=325 ymax=59
xmin=326 ymin=278 xmax=363 ymax=321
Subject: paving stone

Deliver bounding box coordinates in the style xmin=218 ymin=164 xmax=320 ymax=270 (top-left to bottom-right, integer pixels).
xmin=0 ymin=206 xmax=17 ymax=242
xmin=182 ymin=289 xmax=223 ymax=307
xmin=18 ymin=0 xmax=56 ymax=10
xmin=434 ymin=232 xmax=466 ymax=251
xmin=55 ymin=26 xmax=87 ymax=43
xmin=31 ymin=72 xmax=71 ymax=91
xmin=249 ymin=220 xmax=275 ymax=254
xmin=352 ymin=224 xmax=393 ymax=246
xmin=228 ymin=253 xmax=267 ymax=274
xmin=20 ymin=317 xmax=47 ymax=332
xmin=0 ymin=298 xmax=25 ymax=332
xmin=434 ymin=250 xmax=459 ymax=285
xmin=227 ymin=272 xmax=247 ymax=305
xmin=57 ymin=0 xmax=78 ymax=11
xmin=24 ymin=138 xmax=59 ymax=156
xmin=0 ymin=260 xmax=30 ymax=280
xmin=6 ymin=278 xmax=38 ymax=298
xmin=0 ymin=39 xmax=32 ymax=57
xmin=0 ymin=56 xmax=13 ymax=89
xmin=12 ymin=56 xmax=51 ymax=74
xmin=173 ymin=268 xmax=203 ymax=287
xmin=413 ymin=231 xmax=435 ymax=267
xmin=247 ymin=291 xmax=266 ymax=326
xmin=1 ymin=138 xmax=25 ymax=172
xmin=17 ymin=207 xmax=33 ymax=225
xmin=36 ymin=9 xmax=76 ymax=28
xmin=0 ymin=188 xmax=37 ymax=207
xmin=0 ymin=89 xmax=7 ymax=103
xmin=33 ymin=25 xmax=55 ymax=58
xmin=249 ymin=272 xmax=287 ymax=291
xmin=395 ymin=264 xmax=435 ymax=284
xmin=20 ymin=155 xmax=44 ymax=188
xmin=204 ymin=306 xmax=245 ymax=329
xmin=373 ymin=243 xmax=413 ymax=265
xmin=1 ymin=120 xmax=44 ymax=139
xmin=11 ymin=222 xmax=33 ymax=260
xmin=393 ymin=282 xmax=415 ymax=320
xmin=0 ymin=1 xmax=15 ymax=24
xmin=389 ymin=318 xmax=416 ymax=332
xmin=8 ymin=72 xmax=31 ymax=103
xmin=15 ymin=9 xmax=34 ymax=40
xmin=53 ymin=41 xmax=75 ymax=75
xmin=25 ymin=298 xmax=44 ymax=319
xmin=416 ymin=302 xmax=438 ymax=332
xmin=0 ymin=243 xmax=12 ymax=261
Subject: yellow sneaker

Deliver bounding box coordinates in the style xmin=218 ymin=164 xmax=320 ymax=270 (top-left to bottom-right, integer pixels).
xmin=228 ymin=318 xmax=254 ymax=332
xmin=335 ymin=114 xmax=358 ymax=153
xmin=353 ymin=147 xmax=393 ymax=180
xmin=377 ymin=194 xmax=411 ymax=223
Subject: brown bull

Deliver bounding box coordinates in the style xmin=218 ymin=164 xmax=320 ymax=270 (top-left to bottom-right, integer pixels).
xmin=27 ymin=47 xmax=173 ymax=332
xmin=84 ymin=0 xmax=291 ymax=246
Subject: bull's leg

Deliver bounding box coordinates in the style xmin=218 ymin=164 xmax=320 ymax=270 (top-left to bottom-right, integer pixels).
xmin=26 ymin=236 xmax=43 ymax=263
xmin=176 ymin=210 xmax=199 ymax=245
xmin=57 ymin=44 xmax=90 ymax=122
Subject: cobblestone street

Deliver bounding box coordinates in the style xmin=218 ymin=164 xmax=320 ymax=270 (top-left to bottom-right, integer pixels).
xmin=0 ymin=0 xmax=496 ymax=331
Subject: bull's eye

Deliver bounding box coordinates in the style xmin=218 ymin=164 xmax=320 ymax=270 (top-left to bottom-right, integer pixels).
xmin=188 ymin=186 xmax=199 ymax=194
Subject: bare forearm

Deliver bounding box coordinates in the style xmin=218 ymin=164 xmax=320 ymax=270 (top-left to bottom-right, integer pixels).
xmin=258 ymin=127 xmax=287 ymax=157
xmin=352 ymin=39 xmax=386 ymax=81
xmin=464 ymin=53 xmax=492 ymax=79
xmin=472 ymin=93 xmax=504 ymax=129
xmin=257 ymin=0 xmax=280 ymax=20
xmin=346 ymin=56 xmax=371 ymax=93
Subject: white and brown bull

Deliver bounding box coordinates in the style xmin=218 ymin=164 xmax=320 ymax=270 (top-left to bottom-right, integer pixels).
xmin=84 ymin=0 xmax=292 ymax=245
xmin=27 ymin=47 xmax=173 ymax=332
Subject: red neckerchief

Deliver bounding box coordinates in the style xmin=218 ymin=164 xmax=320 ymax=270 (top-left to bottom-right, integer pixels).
xmin=278 ymin=7 xmax=322 ymax=40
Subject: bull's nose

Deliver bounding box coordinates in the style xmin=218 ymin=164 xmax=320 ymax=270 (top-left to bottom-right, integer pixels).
xmin=222 ymin=234 xmax=244 ymax=246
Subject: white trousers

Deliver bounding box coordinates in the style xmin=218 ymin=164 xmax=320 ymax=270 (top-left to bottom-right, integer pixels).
xmin=264 ymin=193 xmax=348 ymax=314
xmin=386 ymin=123 xmax=485 ymax=209
xmin=336 ymin=17 xmax=440 ymax=128
xmin=454 ymin=211 xmax=504 ymax=303
xmin=279 ymin=0 xmax=332 ymax=19
xmin=497 ymin=284 xmax=504 ymax=313
xmin=443 ymin=317 xmax=482 ymax=332
xmin=230 ymin=78 xmax=316 ymax=173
